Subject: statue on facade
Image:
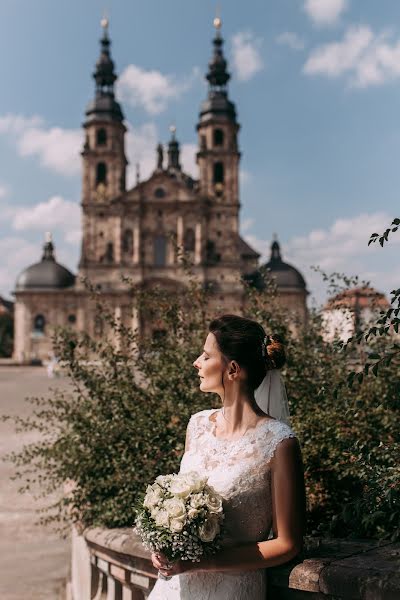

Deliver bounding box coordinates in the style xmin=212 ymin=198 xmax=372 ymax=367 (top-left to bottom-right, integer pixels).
xmin=156 ymin=143 xmax=164 ymax=170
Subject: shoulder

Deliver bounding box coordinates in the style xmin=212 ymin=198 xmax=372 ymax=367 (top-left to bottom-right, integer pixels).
xmin=262 ymin=419 xmax=299 ymax=463
xmin=189 ymin=409 xmax=216 ymax=423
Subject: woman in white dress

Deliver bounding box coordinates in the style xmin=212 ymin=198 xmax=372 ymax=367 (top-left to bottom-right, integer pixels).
xmin=149 ymin=314 xmax=306 ymax=599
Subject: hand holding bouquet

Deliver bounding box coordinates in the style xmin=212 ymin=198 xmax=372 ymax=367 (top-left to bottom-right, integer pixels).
xmin=134 ymin=471 xmax=225 ymax=580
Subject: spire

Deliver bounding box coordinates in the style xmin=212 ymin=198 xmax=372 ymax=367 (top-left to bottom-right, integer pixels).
xmin=42 ymin=232 xmax=55 ymax=262
xmin=84 ymin=18 xmax=124 ymax=123
xmin=167 ymin=125 xmax=181 ymax=170
xmin=270 ymin=235 xmax=282 ymax=262
xmin=206 ymin=16 xmax=230 ymax=91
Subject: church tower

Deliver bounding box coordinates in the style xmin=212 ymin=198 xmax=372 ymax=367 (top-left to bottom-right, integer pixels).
xmin=80 ymin=18 xmax=127 ymax=269
xmin=196 ymin=17 xmax=240 ymax=210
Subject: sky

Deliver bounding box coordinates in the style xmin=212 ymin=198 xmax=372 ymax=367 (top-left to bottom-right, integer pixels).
xmin=0 ymin=0 xmax=399 ymax=305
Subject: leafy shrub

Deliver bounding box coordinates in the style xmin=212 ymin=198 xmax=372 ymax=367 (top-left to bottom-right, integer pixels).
xmin=2 ymin=265 xmax=399 ymax=540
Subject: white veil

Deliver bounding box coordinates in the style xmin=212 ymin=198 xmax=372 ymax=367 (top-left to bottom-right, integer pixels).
xmin=254 ymin=369 xmax=291 ymax=426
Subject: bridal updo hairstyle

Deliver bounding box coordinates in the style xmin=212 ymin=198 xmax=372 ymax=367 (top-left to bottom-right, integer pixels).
xmin=209 ymin=314 xmax=286 ymax=392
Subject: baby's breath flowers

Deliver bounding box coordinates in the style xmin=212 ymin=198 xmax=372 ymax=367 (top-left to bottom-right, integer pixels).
xmin=133 ymin=471 xmax=225 ymax=579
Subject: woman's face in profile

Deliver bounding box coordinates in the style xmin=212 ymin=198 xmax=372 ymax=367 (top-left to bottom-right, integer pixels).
xmin=193 ymin=333 xmax=225 ymax=394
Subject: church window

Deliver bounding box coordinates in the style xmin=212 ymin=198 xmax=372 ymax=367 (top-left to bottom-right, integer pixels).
xmin=105 ymin=242 xmax=114 ymax=262
xmin=206 ymin=240 xmax=220 ymax=265
xmin=217 ymin=230 xmax=222 ymax=237
xmin=122 ymin=229 xmax=133 ymax=254
xmin=96 ymin=162 xmax=107 ymax=185
xmin=213 ymin=162 xmax=224 ymax=184
xmin=154 ymin=187 xmax=166 ymax=198
xmin=96 ymin=128 xmax=107 ymax=146
xmin=184 ymin=228 xmax=195 ymax=252
xmin=154 ymin=235 xmax=167 ymax=266
xmin=214 ymin=129 xmax=224 ymax=146
xmin=68 ymin=314 xmax=76 ymax=324
xmin=152 ymin=329 xmax=167 ymax=343
xmin=33 ymin=314 xmax=45 ymax=334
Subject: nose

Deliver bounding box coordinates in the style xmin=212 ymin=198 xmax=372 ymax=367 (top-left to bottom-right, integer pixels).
xmin=193 ymin=356 xmax=201 ymax=370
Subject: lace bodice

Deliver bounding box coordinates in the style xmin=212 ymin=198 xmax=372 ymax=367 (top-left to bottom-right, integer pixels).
xmin=147 ymin=409 xmax=297 ymax=600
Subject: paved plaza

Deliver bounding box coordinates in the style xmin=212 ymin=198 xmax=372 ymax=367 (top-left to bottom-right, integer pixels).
xmin=0 ymin=367 xmax=72 ymax=600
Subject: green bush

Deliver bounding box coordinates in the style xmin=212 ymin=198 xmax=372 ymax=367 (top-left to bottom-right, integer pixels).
xmin=2 ymin=267 xmax=399 ymax=540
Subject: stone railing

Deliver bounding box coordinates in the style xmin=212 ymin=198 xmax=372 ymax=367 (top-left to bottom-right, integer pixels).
xmin=67 ymin=526 xmax=400 ymax=600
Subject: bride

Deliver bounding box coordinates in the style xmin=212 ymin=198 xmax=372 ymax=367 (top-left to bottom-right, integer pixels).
xmin=148 ymin=314 xmax=306 ymax=599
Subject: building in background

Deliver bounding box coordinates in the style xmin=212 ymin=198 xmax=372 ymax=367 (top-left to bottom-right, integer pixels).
xmin=13 ymin=18 xmax=307 ymax=363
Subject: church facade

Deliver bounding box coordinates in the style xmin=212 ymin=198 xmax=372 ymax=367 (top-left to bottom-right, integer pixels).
xmin=13 ymin=19 xmax=307 ymax=363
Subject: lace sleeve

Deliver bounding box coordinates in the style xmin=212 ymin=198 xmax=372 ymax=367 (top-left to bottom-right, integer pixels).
xmin=184 ymin=410 xmax=210 ymax=453
xmin=262 ymin=421 xmax=297 ymax=464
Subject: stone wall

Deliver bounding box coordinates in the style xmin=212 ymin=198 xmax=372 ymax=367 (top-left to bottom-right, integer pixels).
xmin=67 ymin=526 xmax=400 ymax=600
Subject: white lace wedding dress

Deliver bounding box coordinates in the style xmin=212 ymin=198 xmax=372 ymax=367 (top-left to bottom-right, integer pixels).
xmin=147 ymin=408 xmax=296 ymax=600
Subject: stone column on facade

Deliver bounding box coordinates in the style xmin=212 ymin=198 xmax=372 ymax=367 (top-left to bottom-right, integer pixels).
xmin=133 ymin=224 xmax=140 ymax=265
xmin=114 ymin=305 xmax=122 ymax=351
xmin=77 ymin=306 xmax=85 ymax=333
xmin=195 ymin=222 xmax=202 ymax=265
xmin=115 ymin=217 xmax=122 ymax=264
xmin=177 ymin=216 xmax=183 ymax=251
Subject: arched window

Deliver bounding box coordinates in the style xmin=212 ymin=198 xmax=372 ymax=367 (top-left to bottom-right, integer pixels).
xmin=154 ymin=235 xmax=167 ymax=266
xmin=184 ymin=228 xmax=195 ymax=252
xmin=33 ymin=314 xmax=45 ymax=333
xmin=213 ymin=162 xmax=224 ymax=184
xmin=67 ymin=314 xmax=76 ymax=325
xmin=122 ymin=229 xmax=133 ymax=255
xmin=105 ymin=242 xmax=114 ymax=263
xmin=213 ymin=128 xmax=224 ymax=146
xmin=96 ymin=128 xmax=107 ymax=146
xmin=96 ymin=162 xmax=107 ymax=185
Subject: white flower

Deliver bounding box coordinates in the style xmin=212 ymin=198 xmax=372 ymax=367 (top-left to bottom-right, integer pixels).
xmin=155 ymin=474 xmax=173 ymax=487
xmin=183 ymin=472 xmax=208 ymax=493
xmin=143 ymin=484 xmax=164 ymax=509
xmin=164 ymin=497 xmax=187 ymax=519
xmin=169 ymin=474 xmax=195 ymax=498
xmin=170 ymin=517 xmax=186 ymax=532
xmin=204 ymin=491 xmax=223 ymax=514
xmin=154 ymin=509 xmax=170 ymax=528
xmin=190 ymin=493 xmax=205 ymax=509
xmin=187 ymin=507 xmax=199 ymax=520
xmin=198 ymin=514 xmax=220 ymax=542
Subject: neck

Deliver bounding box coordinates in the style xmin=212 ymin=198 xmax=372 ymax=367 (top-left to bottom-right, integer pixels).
xmin=218 ymin=385 xmax=265 ymax=435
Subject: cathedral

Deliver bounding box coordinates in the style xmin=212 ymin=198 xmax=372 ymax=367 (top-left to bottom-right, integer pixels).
xmin=13 ymin=18 xmax=308 ymax=363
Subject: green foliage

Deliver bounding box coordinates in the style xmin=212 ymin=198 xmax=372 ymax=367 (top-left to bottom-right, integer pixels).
xmin=2 ymin=262 xmax=399 ymax=541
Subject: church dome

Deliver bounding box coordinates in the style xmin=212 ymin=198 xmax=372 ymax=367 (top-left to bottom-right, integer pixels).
xmin=264 ymin=240 xmax=307 ymax=289
xmin=16 ymin=235 xmax=75 ymax=291
xmin=245 ymin=238 xmax=307 ymax=292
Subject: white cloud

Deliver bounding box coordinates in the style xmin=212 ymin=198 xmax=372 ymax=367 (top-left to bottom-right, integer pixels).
xmin=231 ymin=31 xmax=263 ymax=82
xmin=276 ymin=32 xmax=305 ymax=51
xmin=243 ymin=212 xmax=399 ymax=304
xmin=0 ymin=184 xmax=9 ymax=199
xmin=304 ymin=0 xmax=348 ymax=27
xmin=117 ymin=65 xmax=199 ymax=115
xmin=304 ymin=26 xmax=400 ymax=87
xmin=0 ymin=236 xmax=42 ymax=298
xmin=0 ymin=113 xmax=82 ymax=176
xmin=12 ymin=196 xmax=80 ymax=233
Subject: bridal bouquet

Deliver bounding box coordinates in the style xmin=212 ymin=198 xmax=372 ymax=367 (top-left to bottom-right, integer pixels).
xmin=133 ymin=471 xmax=225 ymax=577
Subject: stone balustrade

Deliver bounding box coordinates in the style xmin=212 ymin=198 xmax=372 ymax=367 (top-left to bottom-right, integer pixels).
xmin=67 ymin=526 xmax=400 ymax=600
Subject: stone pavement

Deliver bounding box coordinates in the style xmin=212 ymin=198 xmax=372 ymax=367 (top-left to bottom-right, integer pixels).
xmin=0 ymin=367 xmax=72 ymax=600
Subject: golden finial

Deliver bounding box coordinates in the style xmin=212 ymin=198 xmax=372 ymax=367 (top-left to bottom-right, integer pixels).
xmin=214 ymin=4 xmax=222 ymax=30
xmin=169 ymin=124 xmax=177 ymax=138
xmin=45 ymin=231 xmax=53 ymax=243
xmin=101 ymin=9 xmax=109 ymax=31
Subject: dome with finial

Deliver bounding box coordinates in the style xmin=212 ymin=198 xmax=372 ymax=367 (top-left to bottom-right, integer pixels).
xmin=167 ymin=124 xmax=181 ymax=170
xmin=84 ymin=18 xmax=124 ymax=124
xmin=15 ymin=234 xmax=75 ymax=291
xmin=245 ymin=236 xmax=307 ymax=292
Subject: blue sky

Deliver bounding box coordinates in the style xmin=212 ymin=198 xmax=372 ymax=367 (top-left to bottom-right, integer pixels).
xmin=0 ymin=0 xmax=399 ymax=304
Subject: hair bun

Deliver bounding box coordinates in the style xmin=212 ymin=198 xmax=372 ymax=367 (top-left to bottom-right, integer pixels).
xmin=266 ymin=334 xmax=286 ymax=369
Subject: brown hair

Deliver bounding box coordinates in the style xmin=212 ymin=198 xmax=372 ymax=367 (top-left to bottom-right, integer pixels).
xmin=208 ymin=314 xmax=286 ymax=391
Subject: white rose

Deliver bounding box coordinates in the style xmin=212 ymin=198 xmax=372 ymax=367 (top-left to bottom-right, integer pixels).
xmin=204 ymin=491 xmax=223 ymax=514
xmin=170 ymin=517 xmax=186 ymax=532
xmin=155 ymin=474 xmax=173 ymax=487
xmin=183 ymin=472 xmax=208 ymax=493
xmin=154 ymin=509 xmax=170 ymax=528
xmin=169 ymin=475 xmax=194 ymax=499
xmin=163 ymin=497 xmax=187 ymax=519
xmin=187 ymin=507 xmax=199 ymax=520
xmin=190 ymin=493 xmax=205 ymax=509
xmin=144 ymin=484 xmax=163 ymax=509
xmin=198 ymin=514 xmax=220 ymax=542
